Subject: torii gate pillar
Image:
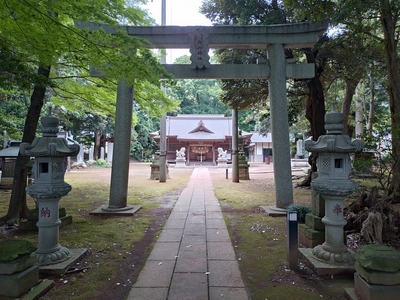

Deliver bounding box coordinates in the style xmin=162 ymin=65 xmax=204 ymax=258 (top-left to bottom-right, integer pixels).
xmin=263 ymin=44 xmax=294 ymax=214
xmin=90 ymin=80 xmax=141 ymax=216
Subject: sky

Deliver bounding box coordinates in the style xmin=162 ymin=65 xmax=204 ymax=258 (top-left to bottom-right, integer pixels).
xmin=141 ymin=0 xmax=212 ymax=63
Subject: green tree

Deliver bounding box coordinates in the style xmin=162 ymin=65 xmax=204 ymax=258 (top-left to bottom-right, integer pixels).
xmin=0 ymin=0 xmax=176 ymax=224
xmin=286 ymin=0 xmax=400 ymax=198
xmin=130 ymin=110 xmax=158 ymax=161
xmin=344 ymin=0 xmax=400 ymax=199
xmin=166 ymin=55 xmax=231 ymax=115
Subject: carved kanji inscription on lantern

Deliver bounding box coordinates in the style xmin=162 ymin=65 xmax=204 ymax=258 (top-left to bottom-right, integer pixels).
xmin=41 ymin=207 xmax=51 ymax=218
xmin=332 ymin=204 xmax=342 ymax=216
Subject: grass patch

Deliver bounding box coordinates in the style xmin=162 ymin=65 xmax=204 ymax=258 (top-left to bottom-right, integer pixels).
xmin=0 ymin=163 xmax=192 ymax=300
xmin=210 ymin=168 xmax=353 ymax=300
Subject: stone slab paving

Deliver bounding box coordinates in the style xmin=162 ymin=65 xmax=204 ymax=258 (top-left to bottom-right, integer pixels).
xmin=127 ymin=167 xmax=249 ymax=300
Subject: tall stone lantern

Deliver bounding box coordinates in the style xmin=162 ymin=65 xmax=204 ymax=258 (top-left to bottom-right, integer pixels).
xmin=305 ymin=109 xmax=363 ymax=266
xmin=20 ymin=113 xmax=79 ymax=265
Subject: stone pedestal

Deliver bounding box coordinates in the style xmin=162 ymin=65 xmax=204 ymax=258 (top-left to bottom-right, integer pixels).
xmin=175 ymin=157 xmax=186 ymax=167
xmin=217 ymin=157 xmax=228 ymax=168
xmin=0 ymin=240 xmax=40 ymax=298
xmin=34 ymin=187 xmax=72 ymax=265
xmin=312 ymin=192 xmax=355 ymax=264
xmin=345 ymin=244 xmax=400 ymax=300
xmin=0 ymin=265 xmax=39 ymax=298
xmin=345 ymin=272 xmax=400 ymax=300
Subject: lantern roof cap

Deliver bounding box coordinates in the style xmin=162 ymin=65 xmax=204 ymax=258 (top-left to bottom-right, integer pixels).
xmin=325 ymin=107 xmax=343 ymax=134
xmin=20 ymin=112 xmax=80 ymax=157
xmin=305 ymin=109 xmax=363 ymax=153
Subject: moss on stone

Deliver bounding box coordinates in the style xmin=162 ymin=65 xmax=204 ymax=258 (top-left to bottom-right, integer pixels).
xmin=0 ymin=240 xmax=37 ymax=262
xmin=356 ymin=244 xmax=400 ymax=272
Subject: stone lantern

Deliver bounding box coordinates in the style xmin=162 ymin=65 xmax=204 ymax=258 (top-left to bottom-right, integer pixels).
xmin=20 ymin=113 xmax=79 ymax=265
xmin=304 ymin=109 xmax=363 ymax=267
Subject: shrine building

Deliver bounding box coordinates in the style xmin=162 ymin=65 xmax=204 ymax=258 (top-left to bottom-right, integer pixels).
xmin=151 ymin=114 xmax=272 ymax=165
xmin=151 ymin=114 xmax=238 ymax=165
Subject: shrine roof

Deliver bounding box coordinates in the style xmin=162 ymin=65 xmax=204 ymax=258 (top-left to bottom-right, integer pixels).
xmin=0 ymin=142 xmax=21 ymax=157
xmin=167 ymin=114 xmax=232 ymax=141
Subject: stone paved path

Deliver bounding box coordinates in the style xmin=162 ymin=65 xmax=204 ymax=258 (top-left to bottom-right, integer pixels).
xmin=127 ymin=167 xmax=249 ymax=300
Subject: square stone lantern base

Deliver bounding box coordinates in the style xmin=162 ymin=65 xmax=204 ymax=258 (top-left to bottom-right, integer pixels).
xmin=39 ymin=248 xmax=87 ymax=275
xmin=260 ymin=205 xmax=287 ymax=217
xmin=0 ymin=265 xmax=39 ymax=298
xmin=299 ymin=247 xmax=355 ymax=276
xmin=345 ymin=273 xmax=400 ymax=300
xmin=90 ymin=205 xmax=141 ymax=216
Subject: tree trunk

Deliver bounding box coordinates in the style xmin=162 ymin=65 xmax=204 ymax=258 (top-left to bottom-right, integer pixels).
xmin=94 ymin=130 xmax=101 ymax=159
xmin=297 ymin=49 xmax=327 ymax=187
xmin=355 ymin=93 xmax=364 ymax=138
xmin=2 ymin=64 xmax=51 ymax=225
xmin=366 ymin=72 xmax=375 ymax=137
xmin=304 ymin=50 xmax=326 ymax=175
xmin=341 ymin=78 xmax=361 ymax=136
xmin=379 ymin=0 xmax=400 ymax=200
xmin=305 ymin=49 xmax=326 ymax=143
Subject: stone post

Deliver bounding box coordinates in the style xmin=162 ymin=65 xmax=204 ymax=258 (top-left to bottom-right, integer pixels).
xmin=88 ymin=147 xmax=95 ymax=164
xmin=268 ymin=43 xmax=293 ymax=209
xmin=159 ymin=114 xmax=167 ymax=182
xmin=296 ymin=139 xmax=303 ymax=158
xmin=232 ymin=109 xmax=239 ymax=182
xmin=107 ymin=142 xmax=113 ymax=163
xmin=100 ymin=147 xmax=105 ymax=160
xmin=103 ymin=80 xmax=134 ymax=212
xmin=77 ymin=144 xmax=84 ymax=163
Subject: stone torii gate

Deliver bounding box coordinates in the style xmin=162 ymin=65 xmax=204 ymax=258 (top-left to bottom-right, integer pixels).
xmin=79 ymin=21 xmax=327 ymax=214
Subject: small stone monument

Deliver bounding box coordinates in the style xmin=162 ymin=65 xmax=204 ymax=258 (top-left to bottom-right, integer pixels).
xmin=0 ymin=240 xmax=39 ymax=298
xmin=295 ymin=139 xmax=304 ymax=159
xmin=150 ymin=151 xmax=169 ymax=180
xmin=20 ymin=112 xmax=82 ymax=266
xmin=300 ymin=108 xmax=363 ymax=275
xmin=298 ymin=171 xmax=326 ymax=248
xmin=71 ymin=143 xmax=87 ymax=169
xmin=238 ymin=148 xmax=250 ymax=180
xmin=100 ymin=146 xmax=105 ymax=160
xmin=77 ymin=144 xmax=84 ymax=163
xmin=107 ymin=142 xmax=114 ymax=163
xmin=87 ymin=146 xmax=95 ymax=164
xmin=346 ymin=244 xmax=400 ymax=300
xmin=175 ymin=147 xmax=186 ymax=167
xmin=217 ymin=147 xmax=229 ymax=167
